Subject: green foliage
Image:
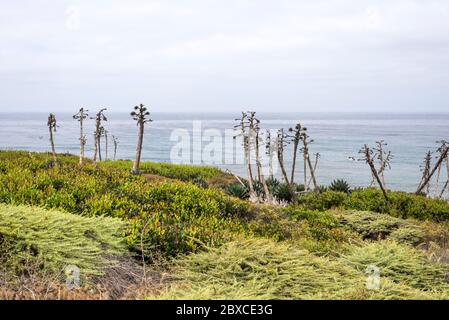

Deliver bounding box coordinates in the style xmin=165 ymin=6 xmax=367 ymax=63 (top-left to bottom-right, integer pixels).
xmin=284 ymin=207 xmax=350 ymax=243
xmin=191 ymin=177 xmax=209 ymax=189
xmin=317 ymin=185 xmax=328 ymax=193
xmin=336 ymin=210 xmax=425 ymax=245
xmin=297 ymin=191 xmax=347 ymax=211
xmin=127 ymin=181 xmax=249 ymax=256
xmin=151 ymin=238 xmax=449 ymax=300
xmin=342 ymin=240 xmax=449 ymax=292
xmin=389 ymin=227 xmax=425 ymax=246
xmin=329 ymin=179 xmax=351 ymax=193
xmin=345 ymin=189 xmax=449 ymax=222
xmin=295 ymin=188 xmax=449 ymax=223
xmin=0 ymin=151 xmax=250 ymax=257
xmin=251 ymin=180 xmax=265 ymax=197
xmin=0 ymin=204 xmax=127 ymax=276
xmin=226 ymin=178 xmax=297 ymax=203
xmin=101 ymin=160 xmax=222 ymax=182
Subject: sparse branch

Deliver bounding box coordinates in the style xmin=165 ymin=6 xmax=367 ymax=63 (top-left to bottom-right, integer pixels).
xmin=300 ymin=130 xmax=318 ymax=192
xmin=416 ymin=143 xmax=449 ymax=195
xmin=307 ymin=153 xmax=320 ymax=189
xmin=359 ymin=144 xmax=389 ymax=202
xmin=375 ymin=140 xmax=393 ymax=189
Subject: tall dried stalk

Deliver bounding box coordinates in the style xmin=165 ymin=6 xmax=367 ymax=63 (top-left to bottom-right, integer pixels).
xmin=47 ymin=113 xmax=57 ymax=165
xmin=112 ymin=135 xmax=119 ymax=161
xmin=416 ymin=144 xmax=448 ymax=195
xmin=301 ymin=129 xmax=318 ymax=191
xmin=435 ymin=140 xmax=449 ymax=198
xmin=234 ymin=112 xmax=256 ymax=200
xmin=276 ymin=128 xmax=290 ymax=184
xmin=91 ymin=108 xmax=107 ymax=167
xmin=288 ymin=123 xmax=302 ymax=185
xmin=247 ymin=112 xmax=261 ymax=182
xmin=307 ymin=153 xmax=320 ymax=189
xmin=104 ymin=129 xmax=109 ymax=161
xmin=131 ymin=104 xmax=152 ymax=174
xmin=250 ymin=113 xmax=272 ymax=203
xmin=375 ymin=140 xmax=393 ymax=189
xmin=98 ymin=126 xmax=105 ymax=161
xmin=73 ymin=108 xmax=88 ymax=166
xmin=417 ymin=151 xmax=431 ymax=195
xmin=265 ymin=130 xmax=277 ymax=180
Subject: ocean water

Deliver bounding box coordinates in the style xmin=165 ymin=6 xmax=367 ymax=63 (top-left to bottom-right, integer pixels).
xmin=0 ymin=112 xmax=448 ymax=192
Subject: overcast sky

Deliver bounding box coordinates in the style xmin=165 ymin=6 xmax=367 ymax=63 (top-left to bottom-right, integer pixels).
xmin=1 ymin=0 xmax=449 ymax=113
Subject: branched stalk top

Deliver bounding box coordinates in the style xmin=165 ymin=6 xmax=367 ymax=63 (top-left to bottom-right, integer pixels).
xmin=131 ymin=104 xmax=152 ymax=124
xmin=73 ymin=107 xmax=88 ymax=121
xmin=47 ymin=113 xmax=57 ymax=132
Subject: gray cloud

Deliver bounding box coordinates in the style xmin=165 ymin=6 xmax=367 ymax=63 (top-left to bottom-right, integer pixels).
xmin=1 ymin=0 xmax=449 ymax=112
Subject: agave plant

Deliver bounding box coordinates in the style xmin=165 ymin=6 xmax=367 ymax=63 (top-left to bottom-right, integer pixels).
xmin=266 ymin=177 xmax=280 ymax=194
xmin=225 ymin=183 xmax=249 ymax=200
xmin=329 ymin=179 xmax=351 ymax=193
xmin=272 ymin=182 xmax=295 ymax=203
xmin=251 ymin=180 xmax=265 ymax=198
xmin=318 ymin=185 xmax=328 ymax=193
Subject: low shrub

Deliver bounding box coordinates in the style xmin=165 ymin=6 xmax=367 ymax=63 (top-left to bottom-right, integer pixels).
xmin=295 ymin=188 xmax=449 ymax=223
xmin=336 ymin=210 xmax=425 ymax=245
xmin=345 ymin=189 xmax=449 ymax=222
xmin=0 ymin=204 xmax=128 ymax=276
xmin=150 ymin=238 xmax=449 ymax=300
xmin=191 ymin=177 xmax=209 ymax=189
xmin=297 ymin=191 xmax=347 ymax=211
xmin=342 ymin=240 xmax=449 ymax=292
xmin=126 ymin=181 xmax=249 ymax=256
xmin=284 ymin=207 xmax=350 ymax=243
xmin=101 ymin=160 xmax=222 ymax=182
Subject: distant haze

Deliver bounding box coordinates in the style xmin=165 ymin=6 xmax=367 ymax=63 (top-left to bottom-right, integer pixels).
xmin=1 ymin=0 xmax=449 ymax=113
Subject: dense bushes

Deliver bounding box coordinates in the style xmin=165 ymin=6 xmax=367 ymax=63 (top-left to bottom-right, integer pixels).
xmin=126 ymin=181 xmax=249 ymax=256
xmin=101 ymin=160 xmax=222 ymax=182
xmin=297 ymin=191 xmax=347 ymax=211
xmin=0 ymin=151 xmax=249 ymax=256
xmin=296 ymin=189 xmax=449 ymax=222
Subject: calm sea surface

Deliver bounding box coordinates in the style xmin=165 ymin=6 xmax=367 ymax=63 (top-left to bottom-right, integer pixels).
xmin=1 ymin=112 xmax=448 ymax=192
